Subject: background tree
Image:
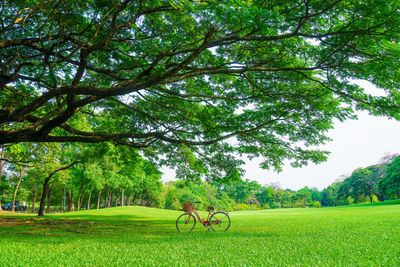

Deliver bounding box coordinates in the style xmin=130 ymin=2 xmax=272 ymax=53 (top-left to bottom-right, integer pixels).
xmin=24 ymin=167 xmax=43 ymax=212
xmin=321 ymin=182 xmax=341 ymax=206
xmin=365 ymin=165 xmax=387 ymax=201
xmin=379 ymin=156 xmax=400 ymax=199
xmin=292 ymin=187 xmax=313 ymax=207
xmin=218 ymin=179 xmax=261 ymax=204
xmin=255 ymin=186 xmax=274 ymax=208
xmin=2 ymin=143 xmax=32 ymax=211
xmin=338 ymin=168 xmax=378 ymax=204
xmin=0 ymin=145 xmax=5 ymax=210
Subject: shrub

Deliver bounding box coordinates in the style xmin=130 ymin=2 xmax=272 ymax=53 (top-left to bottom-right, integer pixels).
xmin=346 ymin=196 xmax=354 ymax=205
xmin=263 ymin=203 xmax=270 ymax=209
xmin=282 ymin=203 xmax=293 ymax=208
xmin=215 ymin=192 xmax=236 ymax=212
xmin=270 ymin=202 xmax=281 ymax=209
xmin=249 ymin=204 xmax=262 ymax=210
xmin=310 ymin=201 xmax=321 ymax=208
xmin=233 ymin=203 xmax=250 ymax=211
xmin=293 ymin=201 xmax=305 ymax=208
xmin=171 ymin=199 xmax=181 ymax=210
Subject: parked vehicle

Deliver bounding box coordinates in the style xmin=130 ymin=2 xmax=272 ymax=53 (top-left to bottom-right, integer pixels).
xmin=1 ymin=202 xmax=27 ymax=211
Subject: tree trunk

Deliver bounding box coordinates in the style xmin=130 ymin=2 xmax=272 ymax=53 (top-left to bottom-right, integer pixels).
xmin=46 ymin=183 xmax=54 ymax=213
xmin=31 ymin=191 xmax=37 ymax=213
xmin=81 ymin=187 xmax=87 ymax=209
xmin=77 ymin=186 xmax=87 ymax=211
xmin=97 ymin=189 xmax=102 ymax=209
xmin=39 ymin=162 xmax=78 ymax=216
xmin=104 ymin=191 xmax=107 ymax=208
xmin=106 ymin=189 xmax=109 ymax=208
xmin=12 ymin=168 xmax=25 ymax=212
xmin=87 ymin=186 xmax=93 ymax=210
xmin=66 ymin=190 xmax=74 ymax=212
xmin=38 ymin=176 xmax=51 ymax=216
xmin=104 ymin=186 xmax=108 ymax=208
xmin=107 ymin=190 xmax=112 ymax=208
xmin=397 ymin=191 xmax=400 ymax=199
xmin=0 ymin=145 xmax=4 ymax=211
xmin=77 ymin=184 xmax=84 ymax=212
xmin=61 ymin=187 xmax=64 ymax=212
xmin=132 ymin=191 xmax=137 ymax=205
xmin=126 ymin=191 xmax=132 ymax=206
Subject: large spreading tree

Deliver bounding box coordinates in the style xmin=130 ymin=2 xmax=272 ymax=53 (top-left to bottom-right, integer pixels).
xmin=1 ymin=0 xmax=400 ymax=179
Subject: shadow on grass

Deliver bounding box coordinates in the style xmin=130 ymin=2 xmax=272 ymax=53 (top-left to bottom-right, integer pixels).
xmin=1 ymin=212 xmax=268 ymax=236
xmin=0 ymin=213 xmax=179 ymax=239
xmin=0 ymin=206 xmax=277 ymax=243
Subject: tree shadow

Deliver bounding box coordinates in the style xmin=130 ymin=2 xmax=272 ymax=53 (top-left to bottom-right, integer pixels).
xmin=1 ymin=209 xmax=277 ymax=245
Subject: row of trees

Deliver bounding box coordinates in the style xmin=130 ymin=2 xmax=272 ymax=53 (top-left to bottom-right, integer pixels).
xmin=162 ymin=179 xmax=323 ymax=211
xmin=327 ymin=155 xmax=400 ymax=205
xmin=0 ymin=142 xmax=163 ymax=215
xmin=163 ymin=154 xmax=400 ymax=211
xmin=2 ymin=141 xmax=399 ymax=214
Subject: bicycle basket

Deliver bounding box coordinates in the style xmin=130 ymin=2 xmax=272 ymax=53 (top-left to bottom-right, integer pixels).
xmin=183 ymin=202 xmax=193 ymax=214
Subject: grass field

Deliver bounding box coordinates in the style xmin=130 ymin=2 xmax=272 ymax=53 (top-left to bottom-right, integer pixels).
xmin=1 ymin=203 xmax=399 ymax=266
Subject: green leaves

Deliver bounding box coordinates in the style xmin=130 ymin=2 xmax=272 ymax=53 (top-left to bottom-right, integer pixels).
xmin=177 ymin=144 xmax=208 ymax=175
xmin=2 ymin=0 xmax=400 ymax=180
xmin=379 ymin=156 xmax=400 ymax=198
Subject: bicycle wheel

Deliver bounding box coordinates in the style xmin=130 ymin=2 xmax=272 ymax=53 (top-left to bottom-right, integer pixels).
xmin=209 ymin=211 xmax=230 ymax=231
xmin=176 ymin=213 xmax=196 ymax=232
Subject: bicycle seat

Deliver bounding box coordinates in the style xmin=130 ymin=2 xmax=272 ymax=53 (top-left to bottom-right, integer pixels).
xmin=207 ymin=206 xmax=214 ymax=211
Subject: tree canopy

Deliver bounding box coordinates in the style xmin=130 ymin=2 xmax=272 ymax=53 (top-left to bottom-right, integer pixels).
xmin=1 ymin=0 xmax=400 ymax=179
xmin=379 ymin=156 xmax=400 ymax=199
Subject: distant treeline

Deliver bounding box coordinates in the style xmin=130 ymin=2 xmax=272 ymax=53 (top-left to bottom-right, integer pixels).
xmin=1 ymin=142 xmax=399 ymax=214
xmin=161 ymin=154 xmax=400 ymax=211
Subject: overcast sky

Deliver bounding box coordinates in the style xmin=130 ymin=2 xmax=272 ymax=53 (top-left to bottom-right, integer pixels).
xmin=240 ymin=111 xmax=400 ymax=190
xmin=161 ymin=81 xmax=400 ymax=190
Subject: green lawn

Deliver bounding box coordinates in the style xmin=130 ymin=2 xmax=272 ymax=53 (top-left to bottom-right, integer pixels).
xmin=1 ymin=204 xmax=399 ymax=266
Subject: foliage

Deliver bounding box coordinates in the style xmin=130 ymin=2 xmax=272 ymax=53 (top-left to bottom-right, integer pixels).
xmin=1 ymin=141 xmax=399 ymax=215
xmin=216 ymin=179 xmax=261 ymax=204
xmin=379 ymin=156 xmax=400 ymax=199
xmin=309 ymin=201 xmax=321 ymax=208
xmin=1 ymin=0 xmax=400 ymax=180
xmin=233 ymin=203 xmax=250 ymax=211
xmin=163 ymin=180 xmax=236 ymax=211
xmin=161 ymin=179 xmax=332 ymax=211
xmin=321 ymin=182 xmax=341 ymax=206
xmin=0 ymin=142 xmax=163 ymax=214
xmin=338 ymin=164 xmax=388 ymax=204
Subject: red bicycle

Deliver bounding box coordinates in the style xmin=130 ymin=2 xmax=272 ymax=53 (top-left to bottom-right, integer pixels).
xmin=176 ymin=201 xmax=231 ymax=232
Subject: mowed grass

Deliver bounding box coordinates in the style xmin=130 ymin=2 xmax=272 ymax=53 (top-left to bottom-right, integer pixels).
xmin=0 ymin=203 xmax=399 ymax=266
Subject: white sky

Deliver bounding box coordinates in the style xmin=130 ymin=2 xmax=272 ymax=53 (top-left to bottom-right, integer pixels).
xmin=161 ymin=81 xmax=400 ymax=190
xmin=241 ymin=111 xmax=400 ymax=190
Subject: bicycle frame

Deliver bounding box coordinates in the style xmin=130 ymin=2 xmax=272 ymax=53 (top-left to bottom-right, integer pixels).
xmin=188 ymin=206 xmax=221 ymax=226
